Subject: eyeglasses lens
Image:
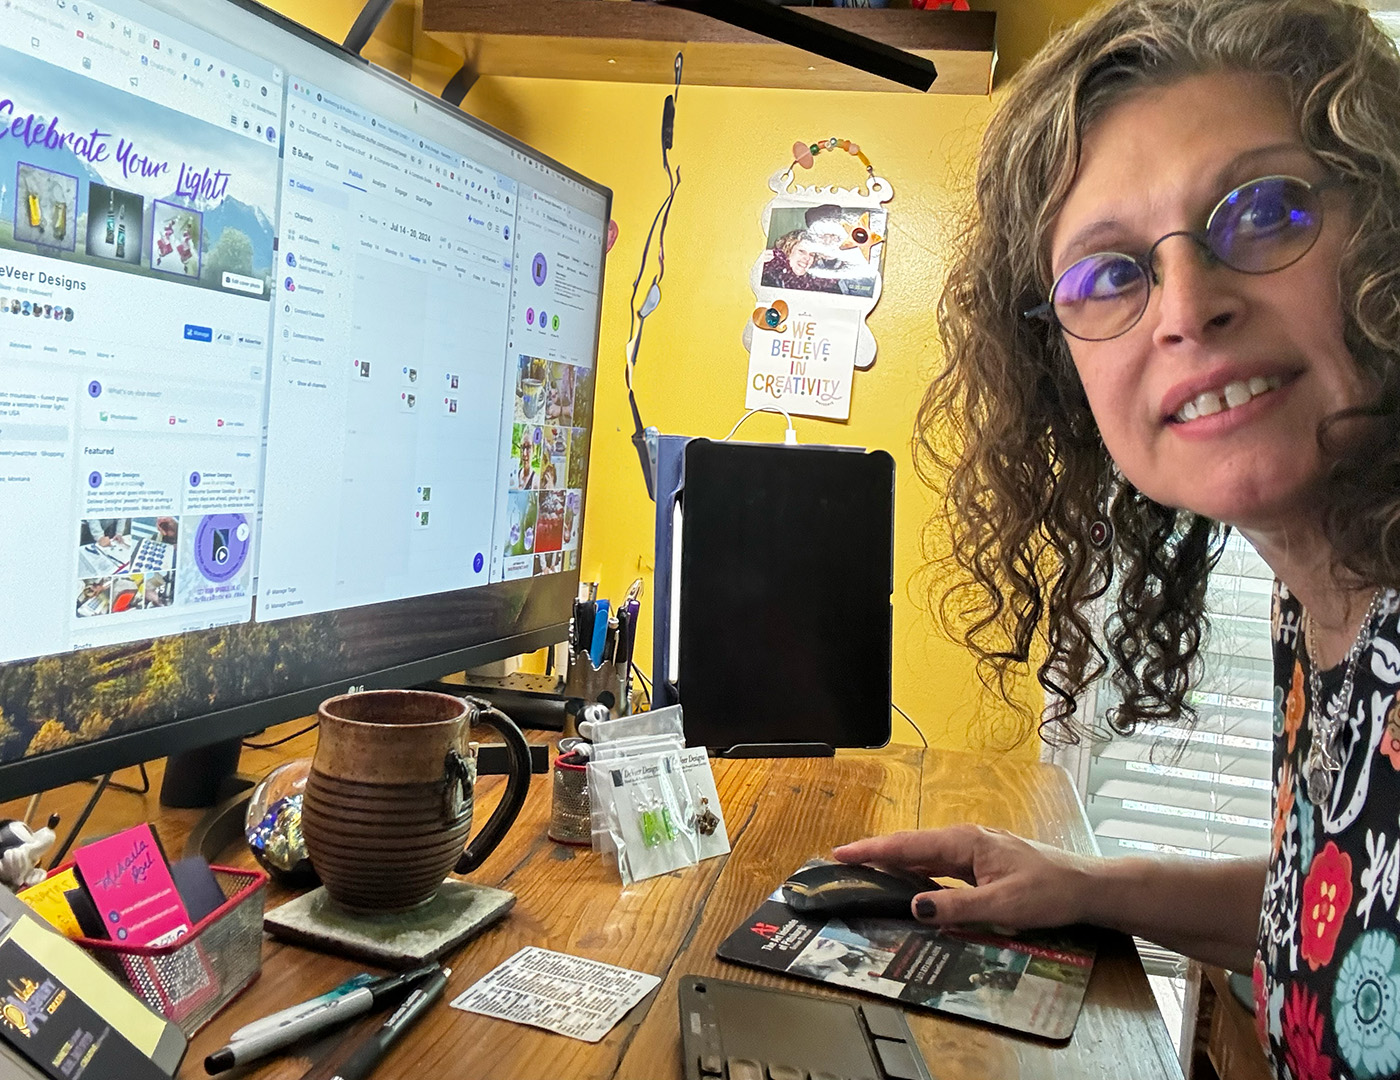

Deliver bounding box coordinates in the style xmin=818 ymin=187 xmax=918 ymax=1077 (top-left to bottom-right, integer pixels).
xmin=1207 ymin=176 xmax=1320 ymax=273
xmin=1051 ymin=254 xmax=1147 ymax=342
xmin=1050 ymin=176 xmax=1322 ymax=341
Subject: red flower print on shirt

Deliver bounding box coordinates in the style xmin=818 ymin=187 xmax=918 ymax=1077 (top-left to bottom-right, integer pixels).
xmin=1301 ymin=841 xmax=1353 ymax=971
xmin=1282 ymin=983 xmax=1334 ymax=1080
xmin=1285 ymin=659 xmax=1306 ymax=754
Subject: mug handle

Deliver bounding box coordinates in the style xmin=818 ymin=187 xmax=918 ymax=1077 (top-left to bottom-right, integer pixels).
xmin=455 ymin=699 xmax=532 ymax=874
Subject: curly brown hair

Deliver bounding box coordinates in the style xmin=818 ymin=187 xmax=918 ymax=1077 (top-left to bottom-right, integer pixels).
xmin=917 ymin=0 xmax=1400 ymax=745
xmin=773 ymin=229 xmax=809 ymax=257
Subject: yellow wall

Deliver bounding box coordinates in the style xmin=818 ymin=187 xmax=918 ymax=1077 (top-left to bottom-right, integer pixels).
xmin=262 ymin=0 xmax=1106 ymax=754
xmin=464 ymin=77 xmax=1024 ymax=752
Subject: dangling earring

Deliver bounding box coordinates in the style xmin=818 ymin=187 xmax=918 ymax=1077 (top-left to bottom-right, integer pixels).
xmin=1088 ymin=456 xmax=1119 ymax=551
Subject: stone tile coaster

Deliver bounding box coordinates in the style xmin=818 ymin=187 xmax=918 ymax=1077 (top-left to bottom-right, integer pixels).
xmin=264 ymin=880 xmax=514 ymax=967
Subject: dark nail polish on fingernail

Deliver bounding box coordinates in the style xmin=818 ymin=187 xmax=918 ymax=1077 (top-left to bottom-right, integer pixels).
xmin=914 ymin=898 xmax=937 ymax=920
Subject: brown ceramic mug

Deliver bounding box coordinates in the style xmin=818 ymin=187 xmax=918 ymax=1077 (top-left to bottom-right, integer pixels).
xmin=302 ymin=689 xmax=531 ymax=914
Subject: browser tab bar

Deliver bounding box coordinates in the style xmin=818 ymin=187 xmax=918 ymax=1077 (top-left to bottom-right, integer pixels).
xmin=6 ymin=0 xmax=283 ymax=146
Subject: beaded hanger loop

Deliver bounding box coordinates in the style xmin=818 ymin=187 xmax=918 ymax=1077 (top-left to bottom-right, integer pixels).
xmin=791 ymin=137 xmax=874 ymax=177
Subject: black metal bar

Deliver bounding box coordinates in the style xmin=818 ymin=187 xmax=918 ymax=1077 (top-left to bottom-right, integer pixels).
xmin=662 ymin=0 xmax=936 ymax=91
xmin=343 ymin=0 xmax=397 ymax=55
xmin=440 ymin=64 xmax=478 ymax=106
xmin=105 ymin=762 xmax=150 ymax=796
xmin=49 ymin=774 xmax=111 ymax=868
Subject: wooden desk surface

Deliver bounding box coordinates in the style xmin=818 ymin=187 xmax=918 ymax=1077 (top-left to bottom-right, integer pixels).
xmin=5 ymin=732 xmax=1183 ymax=1080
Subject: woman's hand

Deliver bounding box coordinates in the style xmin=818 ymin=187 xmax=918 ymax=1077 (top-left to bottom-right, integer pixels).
xmin=834 ymin=825 xmax=1098 ymax=930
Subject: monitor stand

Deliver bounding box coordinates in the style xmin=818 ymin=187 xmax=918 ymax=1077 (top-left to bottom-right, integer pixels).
xmin=160 ymin=738 xmax=262 ymax=864
xmin=159 ymin=737 xmax=256 ymax=809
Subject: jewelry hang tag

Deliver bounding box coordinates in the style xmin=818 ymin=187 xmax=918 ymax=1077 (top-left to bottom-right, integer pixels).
xmin=743 ymin=140 xmax=891 ymax=427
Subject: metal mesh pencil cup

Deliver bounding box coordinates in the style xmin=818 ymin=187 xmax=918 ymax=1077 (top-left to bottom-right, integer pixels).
xmin=549 ymin=752 xmax=592 ymax=844
xmin=562 ymin=650 xmax=630 ymax=738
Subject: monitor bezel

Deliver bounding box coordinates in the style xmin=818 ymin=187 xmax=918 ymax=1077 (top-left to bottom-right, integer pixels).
xmin=0 ymin=622 xmax=565 ymax=802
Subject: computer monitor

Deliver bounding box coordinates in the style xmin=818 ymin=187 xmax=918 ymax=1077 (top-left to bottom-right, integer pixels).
xmin=0 ymin=0 xmax=610 ymax=801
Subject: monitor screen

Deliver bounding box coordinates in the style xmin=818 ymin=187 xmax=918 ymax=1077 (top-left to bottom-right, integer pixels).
xmin=0 ymin=0 xmax=610 ymax=798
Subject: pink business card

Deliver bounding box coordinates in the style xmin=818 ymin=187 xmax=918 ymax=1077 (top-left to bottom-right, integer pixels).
xmin=72 ymin=824 xmax=190 ymax=947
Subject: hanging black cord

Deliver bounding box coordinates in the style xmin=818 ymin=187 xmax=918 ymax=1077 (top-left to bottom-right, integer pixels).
xmin=625 ymin=53 xmax=684 ymax=362
xmin=343 ymin=0 xmax=396 ymax=55
xmin=625 ymin=54 xmax=684 ymax=496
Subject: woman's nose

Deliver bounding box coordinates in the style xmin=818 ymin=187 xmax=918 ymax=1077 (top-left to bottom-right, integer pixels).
xmin=1147 ymin=235 xmax=1243 ymax=345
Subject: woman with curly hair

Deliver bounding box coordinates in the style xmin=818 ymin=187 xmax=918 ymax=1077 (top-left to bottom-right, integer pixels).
xmin=837 ymin=0 xmax=1400 ymax=1073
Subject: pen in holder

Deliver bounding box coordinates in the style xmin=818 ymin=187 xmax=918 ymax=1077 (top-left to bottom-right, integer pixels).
xmin=566 ymin=587 xmax=641 ymax=736
xmin=561 ymin=647 xmax=630 ymax=737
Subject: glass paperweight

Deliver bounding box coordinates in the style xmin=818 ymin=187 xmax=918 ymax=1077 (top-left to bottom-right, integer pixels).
xmin=245 ymin=758 xmax=319 ymax=888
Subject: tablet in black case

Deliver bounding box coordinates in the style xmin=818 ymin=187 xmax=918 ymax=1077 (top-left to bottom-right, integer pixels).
xmin=677 ymin=440 xmax=895 ymax=752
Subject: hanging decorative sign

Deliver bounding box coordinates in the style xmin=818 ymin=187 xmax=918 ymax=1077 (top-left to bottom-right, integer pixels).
xmin=744 ymin=137 xmax=891 ymax=422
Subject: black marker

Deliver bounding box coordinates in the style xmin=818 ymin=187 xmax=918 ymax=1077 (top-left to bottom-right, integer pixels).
xmin=204 ymin=964 xmax=440 ymax=1074
xmin=330 ymin=966 xmax=451 ymax=1080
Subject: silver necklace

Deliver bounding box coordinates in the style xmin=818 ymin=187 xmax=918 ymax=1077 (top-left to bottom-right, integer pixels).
xmin=1302 ymin=588 xmax=1387 ymax=804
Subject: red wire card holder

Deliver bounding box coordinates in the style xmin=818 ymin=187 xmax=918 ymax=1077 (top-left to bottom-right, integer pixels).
xmin=39 ymin=864 xmax=267 ymax=1036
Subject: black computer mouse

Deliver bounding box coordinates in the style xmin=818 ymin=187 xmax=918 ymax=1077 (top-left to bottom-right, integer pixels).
xmin=780 ymin=863 xmax=940 ymax=919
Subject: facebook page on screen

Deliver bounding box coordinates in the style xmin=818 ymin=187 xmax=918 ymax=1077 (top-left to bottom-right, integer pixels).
xmin=0 ymin=0 xmax=606 ymax=664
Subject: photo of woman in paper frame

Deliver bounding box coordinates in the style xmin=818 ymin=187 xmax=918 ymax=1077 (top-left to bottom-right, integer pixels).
xmin=759 ymin=205 xmax=886 ymax=298
xmin=745 ymin=171 xmax=892 ymax=371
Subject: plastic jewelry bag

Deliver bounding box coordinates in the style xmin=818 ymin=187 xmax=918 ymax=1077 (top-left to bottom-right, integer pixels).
xmin=679 ymin=746 xmax=729 ymax=861
xmin=590 ymin=749 xmax=699 ymax=886
xmin=588 ymin=729 xmax=686 ymax=856
xmin=581 ymin=703 xmax=684 ymax=744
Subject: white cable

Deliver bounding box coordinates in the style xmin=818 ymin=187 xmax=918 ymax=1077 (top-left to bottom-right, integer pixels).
xmin=723 ymin=407 xmax=798 ymax=445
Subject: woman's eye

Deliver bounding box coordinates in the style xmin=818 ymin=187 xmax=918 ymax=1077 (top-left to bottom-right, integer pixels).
xmin=1100 ymin=259 xmax=1141 ymax=292
xmin=1067 ymin=257 xmax=1142 ymax=300
xmin=1238 ymin=195 xmax=1292 ymax=232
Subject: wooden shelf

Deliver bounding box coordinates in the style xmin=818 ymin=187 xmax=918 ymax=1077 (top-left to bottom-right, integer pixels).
xmin=420 ymin=2 xmax=996 ymax=94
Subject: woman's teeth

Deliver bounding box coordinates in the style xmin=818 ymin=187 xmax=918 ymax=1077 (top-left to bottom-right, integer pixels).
xmin=1174 ymin=375 xmax=1283 ymax=422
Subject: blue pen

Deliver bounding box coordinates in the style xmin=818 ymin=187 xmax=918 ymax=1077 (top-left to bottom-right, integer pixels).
xmin=590 ymin=599 xmax=610 ymax=662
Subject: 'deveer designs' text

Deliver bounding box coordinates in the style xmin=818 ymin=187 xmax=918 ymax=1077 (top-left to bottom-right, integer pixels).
xmin=0 ymin=265 xmax=86 ymax=291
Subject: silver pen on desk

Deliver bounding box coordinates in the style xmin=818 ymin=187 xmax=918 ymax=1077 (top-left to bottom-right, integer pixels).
xmin=204 ymin=965 xmax=439 ymax=1075
xmin=225 ymin=973 xmax=378 ymax=1043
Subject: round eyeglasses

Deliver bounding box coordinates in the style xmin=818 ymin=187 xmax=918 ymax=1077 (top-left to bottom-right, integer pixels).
xmin=1024 ymin=174 xmax=1336 ymax=342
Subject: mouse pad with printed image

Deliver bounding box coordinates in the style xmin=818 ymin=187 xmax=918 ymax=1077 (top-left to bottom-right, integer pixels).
xmin=717 ymin=861 xmax=1098 ymax=1041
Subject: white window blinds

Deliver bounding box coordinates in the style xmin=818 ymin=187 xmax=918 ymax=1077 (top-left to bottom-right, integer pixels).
xmin=1081 ymin=534 xmax=1274 ymax=862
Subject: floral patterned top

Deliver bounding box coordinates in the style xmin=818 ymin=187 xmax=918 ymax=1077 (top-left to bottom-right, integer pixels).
xmin=1256 ymin=582 xmax=1400 ymax=1080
